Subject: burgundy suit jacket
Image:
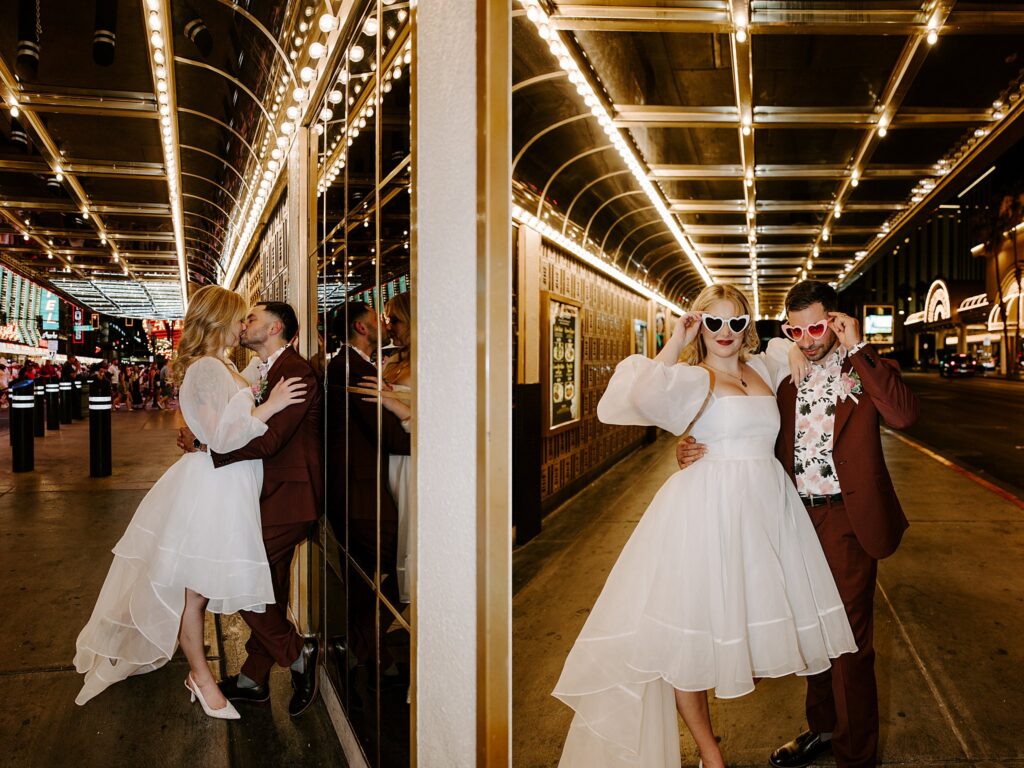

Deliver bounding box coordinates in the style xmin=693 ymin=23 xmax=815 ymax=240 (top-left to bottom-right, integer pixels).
xmin=325 ymin=346 xmax=410 ymax=530
xmin=212 ymin=345 xmax=323 ymax=529
xmin=775 ymin=344 xmax=919 ymax=560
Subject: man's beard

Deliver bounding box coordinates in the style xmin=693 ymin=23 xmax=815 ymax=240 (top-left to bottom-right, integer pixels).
xmin=800 ymin=331 xmax=839 ymax=362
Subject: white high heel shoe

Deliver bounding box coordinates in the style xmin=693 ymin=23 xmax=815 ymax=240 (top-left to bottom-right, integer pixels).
xmin=186 ymin=674 xmax=241 ymax=720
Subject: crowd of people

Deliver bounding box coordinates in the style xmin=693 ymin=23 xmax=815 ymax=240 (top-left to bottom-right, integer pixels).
xmin=0 ymin=355 xmax=177 ymax=412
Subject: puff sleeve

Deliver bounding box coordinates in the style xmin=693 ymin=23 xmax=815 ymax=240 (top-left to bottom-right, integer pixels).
xmin=180 ymin=357 xmax=269 ymax=453
xmin=596 ymin=355 xmax=712 ymax=435
xmin=759 ymin=337 xmax=797 ymax=391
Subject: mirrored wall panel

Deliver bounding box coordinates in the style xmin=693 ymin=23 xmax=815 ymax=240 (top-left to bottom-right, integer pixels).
xmin=316 ymin=2 xmax=412 ymax=765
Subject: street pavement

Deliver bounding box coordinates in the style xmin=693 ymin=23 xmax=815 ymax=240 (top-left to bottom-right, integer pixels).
xmin=0 ymin=409 xmax=347 ymax=768
xmin=514 ymin=430 xmax=1024 ymax=767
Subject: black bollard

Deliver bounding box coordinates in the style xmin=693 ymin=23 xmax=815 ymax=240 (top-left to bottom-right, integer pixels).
xmin=60 ymin=379 xmax=74 ymax=424
xmin=46 ymin=378 xmax=61 ymax=431
xmin=10 ymin=381 xmax=34 ymax=472
xmin=89 ymin=378 xmax=112 ymax=477
xmin=33 ymin=382 xmax=45 ymax=437
xmin=72 ymin=379 xmax=84 ymax=420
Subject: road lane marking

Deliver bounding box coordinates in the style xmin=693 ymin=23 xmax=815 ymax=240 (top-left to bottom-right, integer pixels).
xmin=883 ymin=428 xmax=1024 ymax=510
xmin=877 ymin=581 xmax=974 ymax=759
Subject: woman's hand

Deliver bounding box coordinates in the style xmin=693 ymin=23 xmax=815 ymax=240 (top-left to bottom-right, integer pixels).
xmin=360 ymin=375 xmax=412 ymax=421
xmin=788 ymin=342 xmax=810 ymax=384
xmin=265 ymin=376 xmax=307 ymax=413
xmin=672 ymin=312 xmax=703 ymax=347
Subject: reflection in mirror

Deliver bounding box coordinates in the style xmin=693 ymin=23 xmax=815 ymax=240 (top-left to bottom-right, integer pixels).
xmin=317 ymin=2 xmax=411 ymax=765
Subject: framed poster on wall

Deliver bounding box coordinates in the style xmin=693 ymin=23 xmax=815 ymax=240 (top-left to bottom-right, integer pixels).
xmin=631 ymin=318 xmax=649 ymax=357
xmin=542 ymin=292 xmax=582 ymax=433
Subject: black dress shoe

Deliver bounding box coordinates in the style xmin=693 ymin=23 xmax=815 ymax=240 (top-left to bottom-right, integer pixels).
xmin=769 ymin=730 xmax=832 ymax=768
xmin=288 ymin=638 xmax=320 ymax=716
xmin=218 ymin=674 xmax=270 ymax=704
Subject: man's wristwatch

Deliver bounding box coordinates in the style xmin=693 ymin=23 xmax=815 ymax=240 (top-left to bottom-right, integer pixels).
xmin=192 ymin=437 xmax=202 ymax=450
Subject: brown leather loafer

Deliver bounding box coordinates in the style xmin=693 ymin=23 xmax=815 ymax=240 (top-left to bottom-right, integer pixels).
xmin=769 ymin=730 xmax=832 ymax=768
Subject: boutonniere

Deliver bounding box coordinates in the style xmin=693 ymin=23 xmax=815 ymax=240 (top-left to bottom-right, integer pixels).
xmin=837 ymin=369 xmax=863 ymax=403
xmin=251 ymin=377 xmax=269 ymax=404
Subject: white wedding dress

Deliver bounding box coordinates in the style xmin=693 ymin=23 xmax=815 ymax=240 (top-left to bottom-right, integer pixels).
xmin=388 ymin=383 xmax=413 ymax=604
xmin=554 ymin=355 xmax=857 ymax=767
xmin=74 ymin=356 xmax=275 ymax=705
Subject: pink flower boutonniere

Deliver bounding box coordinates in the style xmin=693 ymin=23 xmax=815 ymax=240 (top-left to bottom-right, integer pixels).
xmin=251 ymin=377 xmax=269 ymax=404
xmin=837 ymin=370 xmax=863 ymax=404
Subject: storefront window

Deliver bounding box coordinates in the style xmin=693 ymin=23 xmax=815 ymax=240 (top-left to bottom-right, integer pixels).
xmin=316 ymin=2 xmax=412 ymax=764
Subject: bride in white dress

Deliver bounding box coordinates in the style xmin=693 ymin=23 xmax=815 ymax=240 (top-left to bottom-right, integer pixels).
xmin=383 ymin=292 xmax=413 ymax=603
xmin=74 ymin=285 xmax=307 ymax=718
xmin=554 ymin=284 xmax=857 ymax=767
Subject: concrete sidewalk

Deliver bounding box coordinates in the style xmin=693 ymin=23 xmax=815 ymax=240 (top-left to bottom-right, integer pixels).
xmin=513 ymin=431 xmax=1024 ymax=767
xmin=0 ymin=409 xmax=345 ymax=768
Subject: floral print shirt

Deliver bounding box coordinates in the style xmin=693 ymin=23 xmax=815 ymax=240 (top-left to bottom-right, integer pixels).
xmin=793 ymin=344 xmax=856 ymax=496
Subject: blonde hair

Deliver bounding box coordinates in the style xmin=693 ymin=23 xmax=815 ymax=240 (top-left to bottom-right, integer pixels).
xmin=680 ymin=284 xmax=760 ymax=364
xmin=172 ymin=285 xmax=247 ymax=384
xmin=383 ymin=291 xmax=411 ymax=384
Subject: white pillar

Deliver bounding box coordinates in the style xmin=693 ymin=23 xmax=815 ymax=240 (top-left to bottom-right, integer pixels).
xmin=413 ymin=2 xmax=511 ymax=765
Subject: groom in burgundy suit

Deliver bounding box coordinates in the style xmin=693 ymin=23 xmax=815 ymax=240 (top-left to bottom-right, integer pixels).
xmin=179 ymin=301 xmax=322 ymax=716
xmin=678 ymin=281 xmax=918 ymax=768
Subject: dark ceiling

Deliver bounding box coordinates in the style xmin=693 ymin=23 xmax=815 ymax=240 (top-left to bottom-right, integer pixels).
xmin=0 ymin=0 xmax=294 ymax=318
xmin=513 ymin=1 xmax=1024 ymax=315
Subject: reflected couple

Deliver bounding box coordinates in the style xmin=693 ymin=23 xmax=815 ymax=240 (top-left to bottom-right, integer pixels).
xmin=325 ymin=294 xmax=413 ymax=675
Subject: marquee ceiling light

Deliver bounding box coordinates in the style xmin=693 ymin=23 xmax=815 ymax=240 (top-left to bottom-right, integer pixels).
xmin=514 ymin=204 xmax=682 ymax=314
xmin=518 ymin=0 xmax=712 ymax=288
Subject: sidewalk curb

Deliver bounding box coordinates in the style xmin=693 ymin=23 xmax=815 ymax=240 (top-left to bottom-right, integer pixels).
xmin=884 ymin=427 xmax=1024 ymax=510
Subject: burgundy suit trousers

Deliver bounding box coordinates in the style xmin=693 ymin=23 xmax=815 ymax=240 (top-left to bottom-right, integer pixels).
xmin=239 ymin=521 xmax=313 ymax=684
xmin=804 ymin=500 xmax=879 ymax=768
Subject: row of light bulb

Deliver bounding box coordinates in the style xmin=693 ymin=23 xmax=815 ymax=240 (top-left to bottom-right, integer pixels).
xmin=842 ymin=87 xmax=1016 ymax=288
xmin=520 ymin=0 xmax=713 ymax=288
xmin=223 ymin=3 xmax=331 ymax=284
xmin=513 ymin=204 xmax=682 ymax=313
xmin=318 ymin=35 xmax=411 ymax=197
xmin=145 ymin=0 xmax=182 ymax=285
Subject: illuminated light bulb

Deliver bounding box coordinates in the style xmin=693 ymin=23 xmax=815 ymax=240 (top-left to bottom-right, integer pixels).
xmin=10 ymin=103 xmax=19 ymax=118
xmin=319 ymin=13 xmax=337 ymax=32
xmin=834 ymin=205 xmax=842 ymax=218
xmin=148 ymin=12 xmax=162 ymax=31
xmin=22 ymin=232 xmax=28 ymax=241
xmin=55 ymin=171 xmax=63 ymax=182
xmin=82 ymin=207 xmax=90 ymax=219
xmin=300 ymin=66 xmax=315 ymax=82
xmin=926 ymin=28 xmax=938 ymax=45
xmin=309 ymin=42 xmax=326 ymax=59
xmin=271 ymin=148 xmax=282 ymax=160
xmin=735 ymin=25 xmax=747 ymax=43
xmin=320 ymin=107 xmax=334 ymax=121
xmin=277 ymin=136 xmax=289 ymax=148
xmin=328 ymin=89 xmax=342 ymax=104
xmin=348 ymin=45 xmax=365 ymax=62
xmin=878 ymin=125 xmax=887 ymax=137
xmin=393 ymin=65 xmax=403 ymax=79
xmin=313 ymin=124 xmax=324 ymax=135
xmin=404 ymin=50 xmax=411 ymax=65
xmin=363 ymin=15 xmax=379 ymax=36
xmin=851 ymin=177 xmax=859 ymax=188
xmin=151 ymin=31 xmax=163 ymax=48
xmin=286 ymin=105 xmax=300 ymax=120
xmin=289 ymin=50 xmax=298 ymax=60
xmin=387 ymin=26 xmax=396 ymax=40
xmin=398 ymin=9 xmax=407 ymax=22
xmin=156 ymin=79 xmax=167 ymax=92
xmin=293 ymin=87 xmax=307 ymax=102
